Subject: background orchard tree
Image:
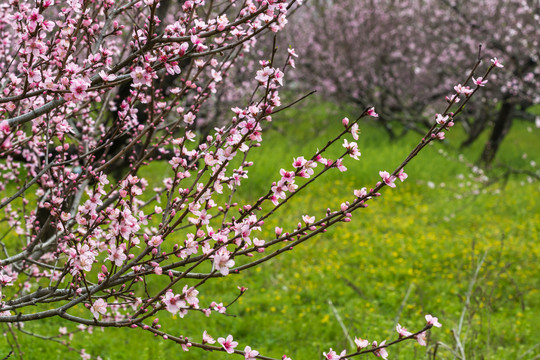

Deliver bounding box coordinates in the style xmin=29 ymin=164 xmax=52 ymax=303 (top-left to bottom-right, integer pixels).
xmin=288 ymin=0 xmax=539 ymax=164
xmin=0 ymin=0 xmax=505 ymax=359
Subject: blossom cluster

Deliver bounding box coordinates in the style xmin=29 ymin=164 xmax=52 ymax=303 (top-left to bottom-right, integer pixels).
xmin=0 ymin=0 xmax=500 ymax=359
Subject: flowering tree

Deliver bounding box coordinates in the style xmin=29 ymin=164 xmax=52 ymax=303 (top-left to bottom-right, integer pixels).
xmin=288 ymin=0 xmax=538 ymax=163
xmin=0 ymin=0 xmax=503 ymax=359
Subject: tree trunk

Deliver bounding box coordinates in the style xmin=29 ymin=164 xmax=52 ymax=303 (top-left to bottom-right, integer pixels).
xmin=460 ymin=104 xmax=491 ymax=149
xmin=479 ymin=99 xmax=514 ymax=165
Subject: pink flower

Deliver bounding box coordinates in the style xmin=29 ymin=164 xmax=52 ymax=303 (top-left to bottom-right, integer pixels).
xmin=288 ymin=48 xmax=298 ymax=58
xmin=211 ymin=302 xmax=227 ymax=314
xmin=131 ymin=66 xmax=153 ymax=87
xmin=90 ymin=298 xmax=107 ymax=319
xmin=182 ymin=285 xmax=199 ymax=307
xmin=107 ymin=244 xmax=127 ymax=267
xmin=211 ymin=69 xmax=222 ymax=83
xmin=70 ymin=78 xmax=91 ymax=100
xmin=28 ymin=8 xmax=44 ymax=32
xmin=163 ymin=291 xmax=185 ymax=314
xmin=491 ymin=57 xmax=504 ymax=68
xmin=26 ymin=68 xmax=42 ymax=83
xmin=335 ymin=158 xmax=347 ymax=172
xmin=379 ymin=171 xmax=396 ymax=188
xmin=415 ymin=331 xmax=427 ymax=346
xmin=396 ymin=323 xmax=412 ymax=337
xmin=184 ymin=236 xmax=199 ymax=256
xmin=0 ymin=121 xmax=9 ymax=135
xmin=26 ymin=39 xmax=46 ymax=57
xmin=80 ymin=349 xmax=91 ymax=360
xmin=244 ymin=346 xmax=259 ymax=359
xmin=253 ymin=240 xmax=268 ymax=251
xmin=353 ymin=188 xmax=368 ymax=198
xmin=472 ymin=77 xmax=488 ymax=87
xmin=273 ymin=69 xmax=284 ymax=86
xmin=255 ymin=66 xmax=274 ymax=83
xmin=425 ymin=314 xmax=442 ymax=327
xmin=216 ymin=14 xmax=229 ymax=31
xmin=323 ymin=348 xmax=345 ymax=360
xmin=342 ymin=139 xmax=361 ymax=160
xmin=99 ymin=70 xmax=117 ymax=82
xmin=202 ymin=330 xmax=216 ymax=344
xmin=292 ymin=156 xmax=307 ymax=169
xmin=397 ymin=168 xmax=408 ymax=182
xmin=302 ymin=215 xmax=315 ymax=225
xmin=212 ymin=248 xmax=235 ymax=276
xmin=0 ymin=274 xmax=13 ymax=286
xmin=445 ymin=94 xmax=460 ymax=104
xmin=149 ymin=235 xmax=163 ymax=247
xmin=435 ymin=113 xmax=449 ymax=125
xmin=217 ymin=335 xmax=238 ymax=354
xmin=354 ymin=337 xmax=369 ymax=350
xmin=280 ymin=169 xmax=295 ymax=182
xmin=372 ymin=340 xmax=388 ymax=359
xmin=454 ymin=84 xmax=473 ymax=96
xmin=350 ymin=123 xmax=360 ymax=140
xmin=272 ymin=183 xmax=287 ymax=200
xmin=367 ymin=107 xmax=379 ymax=117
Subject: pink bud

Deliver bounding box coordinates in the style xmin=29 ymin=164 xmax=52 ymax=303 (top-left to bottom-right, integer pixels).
xmin=342 ymin=117 xmax=349 ymax=126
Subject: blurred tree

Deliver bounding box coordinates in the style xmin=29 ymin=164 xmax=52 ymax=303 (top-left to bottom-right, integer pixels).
xmin=289 ymin=0 xmax=539 ymax=164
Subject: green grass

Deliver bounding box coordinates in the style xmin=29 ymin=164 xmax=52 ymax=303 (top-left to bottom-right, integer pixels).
xmin=1 ymin=100 xmax=539 ymax=359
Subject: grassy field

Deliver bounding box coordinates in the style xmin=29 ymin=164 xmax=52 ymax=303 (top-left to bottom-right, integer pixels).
xmin=2 ymin=100 xmax=539 ymax=359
